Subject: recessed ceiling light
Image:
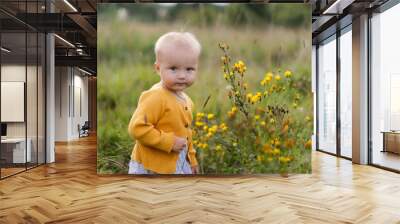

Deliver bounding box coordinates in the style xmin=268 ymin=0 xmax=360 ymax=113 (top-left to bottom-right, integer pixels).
xmin=1 ymin=47 xmax=11 ymax=53
xmin=63 ymin=0 xmax=78 ymax=12
xmin=54 ymin=34 xmax=75 ymax=48
xmin=78 ymin=67 xmax=93 ymax=76
xmin=323 ymin=0 xmax=355 ymax=15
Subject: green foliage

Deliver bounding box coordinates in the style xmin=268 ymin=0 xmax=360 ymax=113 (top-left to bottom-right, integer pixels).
xmin=98 ymin=4 xmax=310 ymax=28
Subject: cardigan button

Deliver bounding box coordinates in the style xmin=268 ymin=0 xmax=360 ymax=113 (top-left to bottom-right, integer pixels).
xmin=185 ymin=123 xmax=189 ymax=128
xmin=184 ymin=106 xmax=188 ymax=110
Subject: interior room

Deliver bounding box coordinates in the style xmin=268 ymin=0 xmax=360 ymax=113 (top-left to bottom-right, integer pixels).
xmin=0 ymin=18 xmax=46 ymax=178
xmin=0 ymin=0 xmax=399 ymax=223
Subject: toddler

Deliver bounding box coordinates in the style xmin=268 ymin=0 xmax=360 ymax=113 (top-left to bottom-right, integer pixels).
xmin=127 ymin=32 xmax=201 ymax=174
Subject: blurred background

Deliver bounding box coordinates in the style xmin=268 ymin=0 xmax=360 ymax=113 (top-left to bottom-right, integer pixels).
xmin=97 ymin=3 xmax=311 ymax=174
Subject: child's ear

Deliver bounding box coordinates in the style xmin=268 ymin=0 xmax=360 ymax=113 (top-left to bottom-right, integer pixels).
xmin=154 ymin=62 xmax=160 ymax=75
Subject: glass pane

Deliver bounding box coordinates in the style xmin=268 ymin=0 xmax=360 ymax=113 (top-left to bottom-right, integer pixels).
xmin=371 ymin=4 xmax=400 ymax=171
xmin=1 ymin=30 xmax=27 ymax=177
xmin=318 ymin=36 xmax=337 ymax=154
xmin=27 ymin=31 xmax=38 ymax=169
xmin=340 ymin=28 xmax=352 ymax=158
xmin=38 ymin=32 xmax=45 ymax=165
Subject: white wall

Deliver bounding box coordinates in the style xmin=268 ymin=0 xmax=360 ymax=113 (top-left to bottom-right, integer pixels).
xmin=55 ymin=67 xmax=89 ymax=141
xmin=55 ymin=67 xmax=69 ymax=141
xmin=1 ymin=65 xmax=40 ymax=137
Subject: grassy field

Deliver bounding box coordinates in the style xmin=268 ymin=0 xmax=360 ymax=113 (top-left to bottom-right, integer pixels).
xmin=97 ymin=5 xmax=312 ymax=174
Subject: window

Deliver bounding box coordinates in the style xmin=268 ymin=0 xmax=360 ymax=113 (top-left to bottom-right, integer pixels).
xmin=339 ymin=27 xmax=352 ymax=158
xmin=370 ymin=3 xmax=400 ymax=171
xmin=317 ymin=35 xmax=337 ymax=154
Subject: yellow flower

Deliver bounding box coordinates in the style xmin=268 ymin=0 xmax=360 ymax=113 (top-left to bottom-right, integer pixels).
xmin=305 ymin=116 xmax=311 ymax=122
xmin=203 ymin=126 xmax=208 ymax=131
xmin=265 ymin=72 xmax=273 ymax=79
xmin=251 ymin=95 xmax=259 ymax=104
xmin=274 ymin=139 xmax=281 ymax=147
xmin=246 ymin=93 xmax=253 ymax=100
xmin=228 ymin=106 xmax=238 ymax=118
xmin=261 ymin=73 xmax=274 ymax=86
xmin=293 ymin=102 xmax=298 ymax=109
xmin=272 ymin=148 xmax=280 ymax=155
xmin=234 ymin=60 xmax=247 ymax=74
xmin=279 ymin=156 xmax=291 ymax=163
xmin=209 ymin=125 xmax=218 ymax=133
xmin=260 ymin=121 xmax=266 ymax=126
xmin=263 ymin=144 xmax=272 ymax=153
xmin=198 ymin=143 xmax=208 ymax=149
xmin=284 ymin=70 xmax=292 ymax=78
xmin=219 ymin=123 xmax=228 ymax=131
xmin=257 ymin=155 xmax=264 ymax=162
xmin=223 ymin=73 xmax=228 ymax=80
xmin=196 ymin=112 xmax=205 ymax=119
xmin=195 ymin=121 xmax=204 ymax=127
xmin=216 ymin=145 xmax=222 ymax=151
xmin=254 ymin=115 xmax=260 ymax=120
xmin=233 ymin=142 xmax=238 ymax=147
xmin=305 ymin=139 xmax=312 ymax=149
xmin=206 ymin=132 xmax=213 ymax=138
xmin=275 ymin=75 xmax=281 ymax=81
xmin=270 ymin=118 xmax=275 ymax=124
xmin=207 ymin=113 xmax=215 ymax=120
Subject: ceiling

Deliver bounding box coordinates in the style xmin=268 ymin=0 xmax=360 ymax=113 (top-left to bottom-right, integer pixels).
xmin=311 ymin=0 xmax=390 ymax=43
xmin=0 ymin=0 xmax=97 ymax=75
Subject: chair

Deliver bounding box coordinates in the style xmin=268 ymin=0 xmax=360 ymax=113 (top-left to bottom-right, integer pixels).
xmin=79 ymin=121 xmax=90 ymax=138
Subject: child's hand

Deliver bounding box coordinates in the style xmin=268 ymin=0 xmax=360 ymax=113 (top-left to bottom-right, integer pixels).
xmin=191 ymin=166 xmax=199 ymax=174
xmin=172 ymin=136 xmax=187 ymax=152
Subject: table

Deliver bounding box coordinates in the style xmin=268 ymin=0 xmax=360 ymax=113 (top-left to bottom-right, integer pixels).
xmin=1 ymin=138 xmax=32 ymax=164
xmin=381 ymin=131 xmax=400 ymax=154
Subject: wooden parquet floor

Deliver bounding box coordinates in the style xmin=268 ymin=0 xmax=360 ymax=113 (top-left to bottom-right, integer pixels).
xmin=1 ymin=135 xmax=400 ymax=224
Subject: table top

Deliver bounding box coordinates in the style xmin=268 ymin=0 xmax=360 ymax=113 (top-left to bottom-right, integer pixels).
xmin=381 ymin=131 xmax=400 ymax=134
xmin=1 ymin=138 xmax=30 ymax=143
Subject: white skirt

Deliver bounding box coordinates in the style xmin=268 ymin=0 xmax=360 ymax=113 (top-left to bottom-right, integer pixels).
xmin=128 ymin=146 xmax=192 ymax=174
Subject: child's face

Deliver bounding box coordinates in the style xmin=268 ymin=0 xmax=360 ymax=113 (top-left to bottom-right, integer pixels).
xmin=155 ymin=45 xmax=199 ymax=92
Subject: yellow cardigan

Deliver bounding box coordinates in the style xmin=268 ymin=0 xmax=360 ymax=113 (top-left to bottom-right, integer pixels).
xmin=128 ymin=84 xmax=198 ymax=174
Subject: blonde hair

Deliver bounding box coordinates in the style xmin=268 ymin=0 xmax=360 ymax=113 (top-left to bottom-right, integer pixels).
xmin=154 ymin=32 xmax=201 ymax=60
